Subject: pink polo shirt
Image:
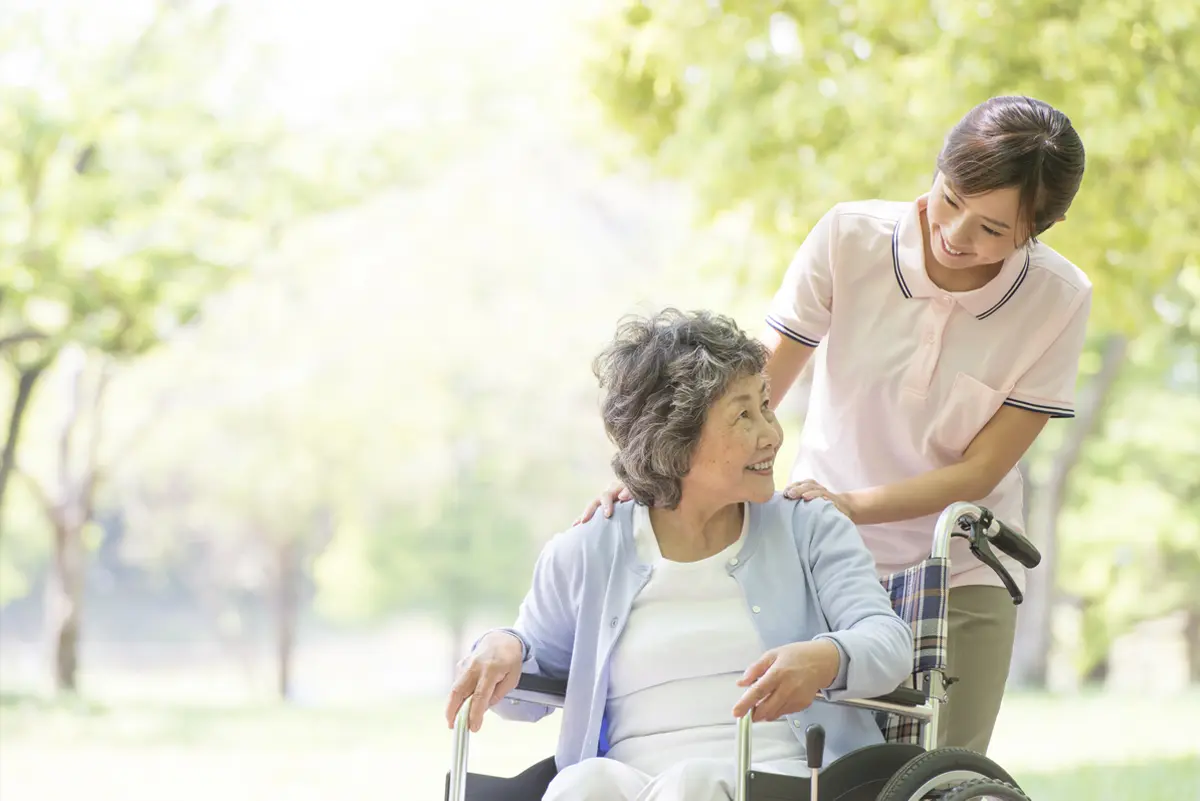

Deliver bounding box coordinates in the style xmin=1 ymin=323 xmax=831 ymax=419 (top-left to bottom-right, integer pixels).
xmin=767 ymin=197 xmax=1091 ymax=589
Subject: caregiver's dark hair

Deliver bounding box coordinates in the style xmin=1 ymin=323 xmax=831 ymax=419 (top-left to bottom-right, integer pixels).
xmin=937 ymin=96 xmax=1085 ymax=242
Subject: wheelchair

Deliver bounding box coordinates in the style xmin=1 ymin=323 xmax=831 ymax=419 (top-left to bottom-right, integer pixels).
xmin=446 ymin=502 xmax=1042 ymax=801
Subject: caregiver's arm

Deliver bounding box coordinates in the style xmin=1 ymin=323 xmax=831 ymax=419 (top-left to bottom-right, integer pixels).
xmin=761 ymin=327 xmax=815 ymax=411
xmin=446 ymin=530 xmax=581 ymax=728
xmin=804 ymin=501 xmax=912 ymax=700
xmin=801 ymin=404 xmax=1049 ymax=527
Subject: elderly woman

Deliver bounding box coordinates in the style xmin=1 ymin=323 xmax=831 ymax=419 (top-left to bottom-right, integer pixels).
xmin=445 ymin=309 xmax=912 ymax=801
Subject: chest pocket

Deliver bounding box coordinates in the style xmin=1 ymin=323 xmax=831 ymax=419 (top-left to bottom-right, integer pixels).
xmin=931 ymin=372 xmax=1008 ymax=456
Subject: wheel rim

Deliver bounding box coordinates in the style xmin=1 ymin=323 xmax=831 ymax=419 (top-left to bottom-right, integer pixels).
xmin=903 ymin=769 xmax=991 ymax=799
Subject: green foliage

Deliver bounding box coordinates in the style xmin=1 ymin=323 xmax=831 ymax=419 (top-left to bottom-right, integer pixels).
xmin=313 ymin=461 xmax=536 ymax=630
xmin=1060 ymin=320 xmax=1200 ymax=673
xmin=0 ymin=480 xmax=49 ymax=604
xmin=0 ymin=0 xmax=412 ymax=522
xmin=1 ymin=2 xmax=259 ymax=364
xmin=584 ymin=0 xmax=1200 ymax=329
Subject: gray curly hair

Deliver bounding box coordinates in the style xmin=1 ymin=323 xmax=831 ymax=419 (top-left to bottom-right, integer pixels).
xmin=592 ymin=308 xmax=768 ymax=509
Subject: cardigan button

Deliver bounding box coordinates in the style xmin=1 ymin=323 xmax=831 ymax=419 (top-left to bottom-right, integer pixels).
xmin=751 ymin=605 xmax=761 ymax=614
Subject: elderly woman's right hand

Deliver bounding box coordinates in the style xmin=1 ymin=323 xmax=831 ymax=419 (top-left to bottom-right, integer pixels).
xmin=574 ymin=481 xmax=633 ymax=525
xmin=445 ymin=632 xmax=525 ymax=732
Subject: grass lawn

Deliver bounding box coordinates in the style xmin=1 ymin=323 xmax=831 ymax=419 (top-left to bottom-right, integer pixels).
xmin=0 ymin=690 xmax=1197 ymax=800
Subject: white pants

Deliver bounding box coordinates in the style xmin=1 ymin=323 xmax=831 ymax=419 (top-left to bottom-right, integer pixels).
xmin=542 ymin=757 xmax=737 ymax=801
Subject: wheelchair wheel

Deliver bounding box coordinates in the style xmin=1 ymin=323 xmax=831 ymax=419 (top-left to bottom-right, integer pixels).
xmin=875 ymin=747 xmax=1021 ymax=801
xmin=936 ymin=778 xmax=1030 ymax=799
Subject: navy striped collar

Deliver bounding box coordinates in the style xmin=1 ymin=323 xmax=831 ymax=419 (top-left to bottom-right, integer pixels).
xmin=891 ymin=198 xmax=1032 ymax=320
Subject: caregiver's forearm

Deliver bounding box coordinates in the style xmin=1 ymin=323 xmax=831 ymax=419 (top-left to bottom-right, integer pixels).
xmin=843 ymin=404 xmax=1048 ymax=526
xmin=843 ymin=461 xmax=995 ymax=527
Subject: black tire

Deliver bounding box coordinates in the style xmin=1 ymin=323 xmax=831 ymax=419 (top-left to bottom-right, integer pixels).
xmin=937 ymin=778 xmax=1030 ymax=800
xmin=875 ymin=748 xmax=1021 ymax=801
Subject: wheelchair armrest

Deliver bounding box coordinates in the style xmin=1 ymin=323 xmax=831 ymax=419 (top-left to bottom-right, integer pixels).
xmin=867 ymin=685 xmax=927 ymax=707
xmin=503 ymin=673 xmax=568 ymax=709
xmin=515 ymin=673 xmax=568 ymax=697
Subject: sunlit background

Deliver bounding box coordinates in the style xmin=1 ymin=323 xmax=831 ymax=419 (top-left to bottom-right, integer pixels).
xmin=1 ymin=1 xmax=1197 ymax=799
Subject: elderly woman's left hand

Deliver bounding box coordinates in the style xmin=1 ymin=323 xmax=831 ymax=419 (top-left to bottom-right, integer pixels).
xmin=732 ymin=640 xmax=842 ymax=722
xmin=784 ymin=479 xmax=857 ymax=522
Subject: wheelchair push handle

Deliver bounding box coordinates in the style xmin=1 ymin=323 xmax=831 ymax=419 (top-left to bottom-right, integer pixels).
xmin=986 ymin=514 xmax=1041 ymax=569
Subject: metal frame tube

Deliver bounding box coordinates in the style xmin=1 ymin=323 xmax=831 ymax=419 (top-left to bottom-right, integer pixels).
xmin=448 ymin=700 xmax=472 ymax=801
xmin=833 ymin=696 xmax=933 ymax=720
xmin=735 ymin=713 xmax=752 ymax=801
xmin=922 ymin=670 xmax=945 ymax=752
xmin=923 ymin=502 xmax=985 ymax=752
xmin=931 ymin=501 xmax=981 ymax=561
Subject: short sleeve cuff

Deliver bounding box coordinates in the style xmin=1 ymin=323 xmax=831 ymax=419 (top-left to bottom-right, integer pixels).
xmin=1003 ymin=395 xmax=1074 ymax=419
xmin=766 ymin=314 xmax=822 ymax=348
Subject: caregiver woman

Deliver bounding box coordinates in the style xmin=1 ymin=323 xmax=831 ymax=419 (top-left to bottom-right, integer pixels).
xmin=579 ymin=95 xmax=1092 ymax=754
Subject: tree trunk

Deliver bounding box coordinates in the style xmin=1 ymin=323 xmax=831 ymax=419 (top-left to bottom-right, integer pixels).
xmin=1009 ymin=335 xmax=1128 ymax=688
xmin=275 ymin=538 xmax=299 ymax=701
xmin=1083 ymin=653 xmax=1110 ymax=686
xmin=46 ymin=520 xmax=85 ymax=693
xmin=0 ymin=364 xmax=45 ymax=532
xmin=1186 ymin=609 xmax=1200 ymax=685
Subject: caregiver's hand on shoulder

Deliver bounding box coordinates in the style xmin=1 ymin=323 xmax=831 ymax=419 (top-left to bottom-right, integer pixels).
xmin=573 ymin=481 xmax=632 ymax=525
xmin=784 ymin=479 xmax=858 ymax=522
xmin=732 ymin=640 xmax=842 ymax=722
xmin=445 ymin=631 xmax=524 ymax=732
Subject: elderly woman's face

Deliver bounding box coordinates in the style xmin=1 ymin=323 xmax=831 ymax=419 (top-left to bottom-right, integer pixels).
xmin=684 ymin=373 xmax=784 ymax=504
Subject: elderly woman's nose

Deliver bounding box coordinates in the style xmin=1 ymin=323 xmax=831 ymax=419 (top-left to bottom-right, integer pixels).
xmin=759 ymin=421 xmax=782 ymax=449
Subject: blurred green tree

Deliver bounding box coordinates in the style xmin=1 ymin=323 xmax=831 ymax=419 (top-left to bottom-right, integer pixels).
xmin=1060 ymin=267 xmax=1200 ymax=681
xmin=314 ymin=450 xmax=537 ymax=677
xmin=583 ymin=0 xmax=1200 ymax=687
xmin=0 ymin=0 xmax=401 ymax=524
xmin=0 ymin=0 xmax=408 ymax=693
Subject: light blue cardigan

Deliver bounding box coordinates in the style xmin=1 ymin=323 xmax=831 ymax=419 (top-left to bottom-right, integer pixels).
xmin=491 ymin=495 xmax=913 ymax=770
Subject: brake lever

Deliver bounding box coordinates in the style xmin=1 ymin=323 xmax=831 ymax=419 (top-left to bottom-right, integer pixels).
xmin=969 ymin=518 xmax=1024 ymax=605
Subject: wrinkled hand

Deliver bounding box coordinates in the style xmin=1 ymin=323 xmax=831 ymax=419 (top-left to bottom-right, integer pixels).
xmin=732 ymin=640 xmax=842 ymax=722
xmin=784 ymin=479 xmax=856 ymax=522
xmin=445 ymin=632 xmax=525 ymax=732
xmin=573 ymin=481 xmax=632 ymax=525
